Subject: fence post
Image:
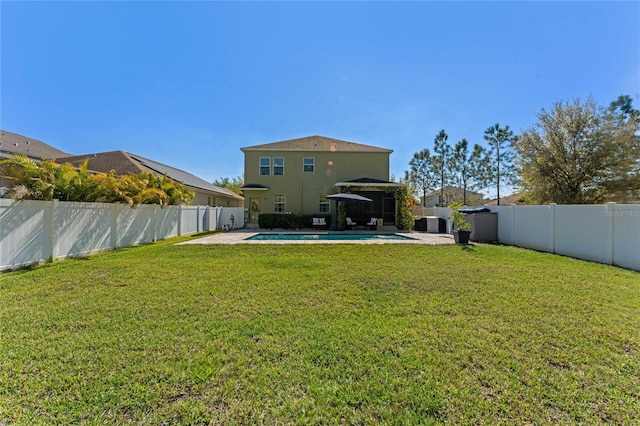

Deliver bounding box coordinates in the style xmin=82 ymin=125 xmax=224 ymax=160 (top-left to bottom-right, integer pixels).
xmin=111 ymin=203 xmax=119 ymax=249
xmin=152 ymin=204 xmax=157 ymax=242
xmin=48 ymin=199 xmax=57 ymax=261
xmin=511 ymin=204 xmax=516 ymax=246
xmin=607 ymin=202 xmax=616 ymax=265
xmin=178 ymin=205 xmax=183 ymax=236
xmin=550 ymin=203 xmax=556 ymax=253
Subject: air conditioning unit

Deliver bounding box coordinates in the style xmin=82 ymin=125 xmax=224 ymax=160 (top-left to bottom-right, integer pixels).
xmin=426 ymin=216 xmax=446 ymax=233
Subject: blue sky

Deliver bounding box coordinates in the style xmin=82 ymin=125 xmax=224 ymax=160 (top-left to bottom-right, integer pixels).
xmin=2 ymin=1 xmax=638 ymax=197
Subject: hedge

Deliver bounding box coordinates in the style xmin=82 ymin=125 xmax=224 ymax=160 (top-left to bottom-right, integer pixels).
xmin=258 ymin=213 xmax=332 ymax=229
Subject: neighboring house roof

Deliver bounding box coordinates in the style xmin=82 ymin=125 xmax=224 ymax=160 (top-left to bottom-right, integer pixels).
xmin=241 ymin=135 xmax=393 ymax=153
xmin=56 ymin=151 xmax=144 ymax=175
xmin=56 ymin=151 xmax=242 ymax=200
xmin=485 ymin=193 xmax=525 ymax=206
xmin=128 ymin=154 xmax=241 ymax=199
xmin=0 ymin=130 xmax=70 ymax=160
xmin=423 ymin=186 xmax=484 ymax=199
xmin=1 ymin=130 xmax=241 ymax=201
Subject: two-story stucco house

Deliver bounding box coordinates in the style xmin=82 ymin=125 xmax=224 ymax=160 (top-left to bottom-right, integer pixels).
xmin=240 ymin=135 xmax=402 ymax=227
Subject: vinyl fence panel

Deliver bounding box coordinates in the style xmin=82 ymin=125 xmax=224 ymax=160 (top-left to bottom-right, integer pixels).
xmin=219 ymin=207 xmax=244 ymax=230
xmin=490 ymin=206 xmax=513 ymax=244
xmin=485 ymin=203 xmax=639 ymax=270
xmin=412 ymin=207 xmax=438 ymax=218
xmin=512 ymin=205 xmax=553 ymax=252
xmin=155 ymin=206 xmax=180 ymax=240
xmin=117 ymin=204 xmax=156 ymax=248
xmin=434 ymin=203 xmax=639 ymax=270
xmin=54 ymin=201 xmax=113 ymax=258
xmin=180 ymin=206 xmax=201 ymax=235
xmin=0 ymin=199 xmax=52 ymax=269
xmin=612 ymin=204 xmax=640 ymax=271
xmin=554 ymin=205 xmax=611 ymax=264
xmin=1 ymin=200 xmax=244 ymax=271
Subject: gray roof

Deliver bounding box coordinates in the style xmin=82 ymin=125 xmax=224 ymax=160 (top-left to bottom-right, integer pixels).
xmin=241 ymin=135 xmax=392 ymax=153
xmin=129 ymin=153 xmax=242 ymax=199
xmin=55 ymin=151 xmax=144 ymax=175
xmin=56 ymin=151 xmax=242 ymax=200
xmin=0 ymin=130 xmax=70 ymax=160
xmin=2 ymin=130 xmax=241 ymax=200
xmin=424 ymin=186 xmax=484 ymax=198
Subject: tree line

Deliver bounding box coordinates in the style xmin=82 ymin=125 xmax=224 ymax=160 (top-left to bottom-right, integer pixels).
xmin=0 ymin=155 xmax=194 ymax=207
xmin=405 ymin=95 xmax=640 ymax=205
xmin=405 ymin=124 xmax=517 ymax=206
xmin=3 ymin=95 xmax=636 ymax=207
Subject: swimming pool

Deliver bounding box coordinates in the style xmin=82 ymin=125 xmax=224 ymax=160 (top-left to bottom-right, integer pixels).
xmin=246 ymin=233 xmax=416 ymax=241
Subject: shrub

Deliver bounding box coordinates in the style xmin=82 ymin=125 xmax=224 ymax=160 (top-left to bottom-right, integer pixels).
xmin=383 ymin=185 xmax=415 ymax=231
xmin=258 ymin=213 xmax=331 ymax=229
xmin=0 ymin=154 xmax=194 ymax=206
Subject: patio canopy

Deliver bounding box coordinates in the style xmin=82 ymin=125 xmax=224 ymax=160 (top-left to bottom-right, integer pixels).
xmin=326 ymin=193 xmax=373 ymax=203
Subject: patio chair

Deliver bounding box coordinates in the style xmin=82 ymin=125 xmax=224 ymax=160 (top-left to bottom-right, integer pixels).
xmin=312 ymin=217 xmax=327 ymax=228
xmin=366 ymin=217 xmax=377 ymax=230
xmin=346 ymin=217 xmax=357 ymax=229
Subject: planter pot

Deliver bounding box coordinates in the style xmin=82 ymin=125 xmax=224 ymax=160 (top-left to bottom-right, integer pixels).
xmin=453 ymin=230 xmax=471 ymax=245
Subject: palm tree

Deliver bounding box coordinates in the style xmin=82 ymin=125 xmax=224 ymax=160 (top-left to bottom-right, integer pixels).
xmin=1 ymin=155 xmax=194 ymax=206
xmin=0 ymin=154 xmax=56 ymax=200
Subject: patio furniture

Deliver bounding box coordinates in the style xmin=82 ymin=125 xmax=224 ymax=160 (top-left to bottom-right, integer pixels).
xmin=312 ymin=217 xmax=327 ymax=228
xmin=366 ymin=217 xmax=377 ymax=230
xmin=346 ymin=217 xmax=357 ymax=229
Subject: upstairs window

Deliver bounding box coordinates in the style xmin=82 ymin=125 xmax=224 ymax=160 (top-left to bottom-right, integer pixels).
xmin=260 ymin=157 xmax=271 ymax=176
xmin=303 ymin=157 xmax=315 ymax=173
xmin=274 ymin=194 xmax=286 ymax=213
xmin=273 ymin=157 xmax=284 ymax=176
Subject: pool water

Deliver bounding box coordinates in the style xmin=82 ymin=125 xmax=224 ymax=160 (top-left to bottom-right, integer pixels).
xmin=246 ymin=233 xmax=415 ymax=241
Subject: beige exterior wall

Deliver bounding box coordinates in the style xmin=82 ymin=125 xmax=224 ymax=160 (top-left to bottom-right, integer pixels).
xmin=243 ymin=150 xmax=390 ymax=215
xmin=191 ymin=190 xmax=243 ymax=207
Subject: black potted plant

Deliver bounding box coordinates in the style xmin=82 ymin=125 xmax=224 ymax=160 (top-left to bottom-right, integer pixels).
xmin=449 ymin=202 xmax=471 ymax=244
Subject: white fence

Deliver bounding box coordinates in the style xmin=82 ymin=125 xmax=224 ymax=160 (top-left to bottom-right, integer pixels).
xmin=4 ymin=200 xmax=638 ymax=272
xmin=414 ymin=203 xmax=640 ymax=271
xmin=0 ymin=199 xmax=244 ymax=271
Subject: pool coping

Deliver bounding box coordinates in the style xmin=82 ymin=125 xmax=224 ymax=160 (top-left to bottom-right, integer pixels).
xmin=177 ymin=230 xmax=455 ymax=245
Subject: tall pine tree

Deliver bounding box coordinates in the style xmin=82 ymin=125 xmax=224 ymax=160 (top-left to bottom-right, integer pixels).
xmin=432 ymin=130 xmax=451 ymax=205
xmin=484 ymin=123 xmax=517 ymax=205
xmin=449 ymin=139 xmax=490 ymax=205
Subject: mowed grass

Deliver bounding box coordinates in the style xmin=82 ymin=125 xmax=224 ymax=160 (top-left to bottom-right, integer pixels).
xmin=1 ymin=237 xmax=639 ymax=425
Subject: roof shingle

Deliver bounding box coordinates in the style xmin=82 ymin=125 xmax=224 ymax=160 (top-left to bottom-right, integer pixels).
xmin=241 ymin=135 xmax=392 ymax=153
xmin=56 ymin=151 xmax=242 ymax=200
xmin=0 ymin=130 xmax=70 ymax=160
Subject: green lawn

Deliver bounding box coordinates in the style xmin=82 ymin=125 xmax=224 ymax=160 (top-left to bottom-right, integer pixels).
xmin=1 ymin=237 xmax=639 ymax=425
